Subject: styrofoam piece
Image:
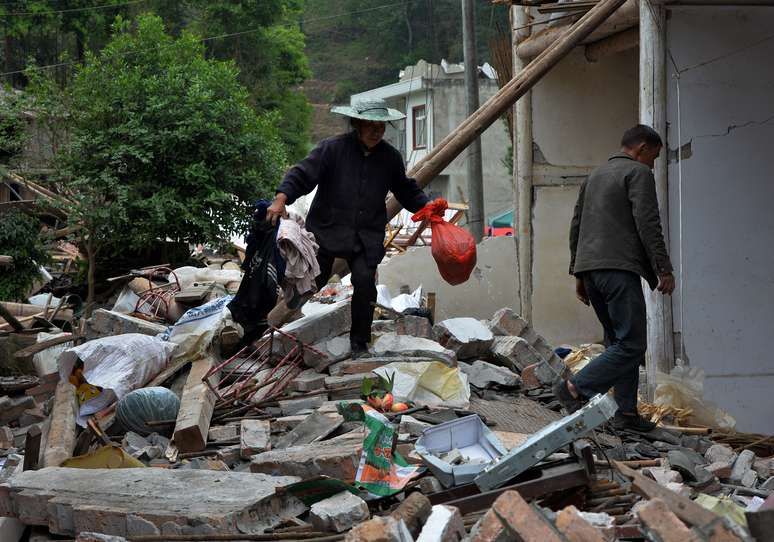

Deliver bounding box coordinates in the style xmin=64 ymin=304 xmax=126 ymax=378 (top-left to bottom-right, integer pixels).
xmin=414 ymin=415 xmax=507 ymax=488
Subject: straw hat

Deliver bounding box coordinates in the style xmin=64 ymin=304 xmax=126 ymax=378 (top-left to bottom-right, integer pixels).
xmin=331 ymin=97 xmax=405 ymax=122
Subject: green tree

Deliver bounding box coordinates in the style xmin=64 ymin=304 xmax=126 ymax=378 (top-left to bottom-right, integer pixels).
xmin=33 ymin=14 xmax=287 ymax=304
xmin=0 ymin=209 xmax=49 ymax=301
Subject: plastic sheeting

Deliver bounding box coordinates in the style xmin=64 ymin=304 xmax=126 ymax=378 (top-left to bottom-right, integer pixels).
xmin=654 ymin=366 xmax=736 ymax=432
xmin=116 ymin=387 xmax=180 ymax=435
xmin=58 ymin=334 xmax=175 ymax=426
xmin=373 ymin=361 xmax=470 ymax=409
xmin=158 ymin=295 xmax=233 ymax=360
xmin=376 ymin=284 xmax=423 ymax=313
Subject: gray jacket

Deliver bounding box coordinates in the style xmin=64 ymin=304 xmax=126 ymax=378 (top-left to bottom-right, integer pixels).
xmin=569 ymin=153 xmax=673 ymax=290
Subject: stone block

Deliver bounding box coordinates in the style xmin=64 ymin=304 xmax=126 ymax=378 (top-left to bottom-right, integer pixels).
xmin=372 ymin=333 xmax=456 ymax=366
xmin=395 ymin=315 xmax=433 ymax=339
xmin=390 ymin=491 xmax=432 ymax=537
xmin=487 ymin=308 xmax=528 ymax=337
xmin=636 ymin=498 xmax=701 ymax=542
xmin=85 ymin=309 xmax=167 ymax=339
xmin=489 ymin=336 xmax=543 ymax=372
xmin=555 ymin=506 xmax=606 ymax=542
xmin=305 ymin=336 xmax=352 ymax=372
xmin=729 ymin=449 xmax=756 ymax=485
xmin=706 ymin=461 xmax=733 ymax=480
xmin=398 ymin=415 xmax=431 ymax=437
xmin=278 ymin=395 xmax=326 ymax=416
xmin=0 ymin=395 xmax=35 ymax=425
xmin=325 ymin=373 xmax=370 ymax=390
xmin=432 ymin=317 xmax=494 ymax=360
xmin=290 ymin=369 xmax=327 ymax=392
xmin=459 ymin=360 xmax=520 ymax=388
xmin=310 ymin=491 xmax=369 ymax=533
xmin=250 ymin=439 xmax=361 ymax=482
xmin=705 ymin=444 xmax=736 ymax=465
xmin=240 ymin=419 xmax=271 ymax=458
xmin=207 ymin=424 xmax=239 ymax=443
xmin=344 ymin=516 xmax=413 ymax=542
xmin=0 ymin=467 xmax=305 ymax=537
xmin=416 ymin=504 xmax=465 ymax=542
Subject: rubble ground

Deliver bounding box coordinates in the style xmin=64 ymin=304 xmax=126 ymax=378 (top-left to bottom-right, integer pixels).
xmin=1 ymin=259 xmax=772 ymax=542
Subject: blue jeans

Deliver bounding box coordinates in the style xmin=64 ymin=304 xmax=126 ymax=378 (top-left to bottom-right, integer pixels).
xmin=570 ymin=270 xmax=647 ymax=414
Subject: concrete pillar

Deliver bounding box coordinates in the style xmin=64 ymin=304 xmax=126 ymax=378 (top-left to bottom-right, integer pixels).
xmin=639 ymin=1 xmax=675 ymax=394
xmin=511 ymin=5 xmax=533 ymax=321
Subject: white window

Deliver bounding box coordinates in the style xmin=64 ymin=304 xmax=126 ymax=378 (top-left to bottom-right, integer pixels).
xmin=412 ymin=105 xmax=427 ymax=149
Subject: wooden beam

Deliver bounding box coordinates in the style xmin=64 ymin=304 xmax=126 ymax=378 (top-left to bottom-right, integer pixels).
xmin=173 ymin=353 xmax=220 ymax=453
xmin=42 ymin=381 xmax=79 ymax=467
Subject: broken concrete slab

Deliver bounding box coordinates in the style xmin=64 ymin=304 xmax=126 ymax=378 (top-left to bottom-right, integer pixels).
xmin=432 ymin=317 xmax=493 ymax=360
xmin=240 ymin=419 xmax=271 ymax=458
xmin=487 ymin=308 xmax=529 ymax=337
xmin=328 ymin=357 xmax=437 ymax=376
xmin=290 ymin=369 xmax=327 ymax=392
xmin=416 ymin=504 xmax=465 ymax=542
xmin=250 ymin=438 xmax=360 ymax=482
xmin=489 ymin=335 xmax=543 ymax=372
xmin=85 ymin=309 xmax=167 ymax=339
xmin=310 ymin=491 xmax=369 ymax=533
xmin=41 ymin=381 xmax=78 ymax=467
xmin=278 ymin=300 xmax=351 ymax=355
xmin=274 ymin=411 xmax=343 ymax=450
xmin=0 ymin=467 xmax=305 ymax=536
xmin=459 ymin=360 xmax=520 ymax=389
xmin=372 ymin=333 xmax=456 ymax=366
xmin=305 ymin=335 xmax=352 ymax=372
xmin=173 ymin=354 xmax=219 ymax=453
xmin=278 ymin=395 xmax=326 ymax=416
xmin=344 ymin=515 xmax=413 ymax=542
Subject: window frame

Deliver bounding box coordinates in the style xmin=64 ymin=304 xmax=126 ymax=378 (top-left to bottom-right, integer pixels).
xmin=412 ymin=105 xmax=427 ymax=150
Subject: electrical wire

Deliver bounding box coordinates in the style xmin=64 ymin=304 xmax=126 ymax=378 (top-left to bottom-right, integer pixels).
xmin=0 ymin=0 xmax=150 ymax=17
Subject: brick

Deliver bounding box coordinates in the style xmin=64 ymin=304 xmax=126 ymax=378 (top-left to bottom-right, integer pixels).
xmin=290 ymin=369 xmax=326 ymax=392
xmin=491 ymin=490 xmax=565 ymax=541
xmin=467 ymin=508 xmax=509 ymax=542
xmin=555 ymin=506 xmax=606 ymax=542
xmin=487 ymin=308 xmax=529 ymax=337
xmin=636 ymin=498 xmax=701 ymax=542
xmin=390 ymin=491 xmax=432 ymax=537
xmin=432 ymin=318 xmax=494 ymax=360
xmin=489 ymin=336 xmax=543 ymax=372
xmin=240 ymin=419 xmax=271 ymax=458
xmin=278 ymin=395 xmax=326 ymax=416
xmin=207 ymin=424 xmax=239 ymax=443
xmin=706 ymin=461 xmax=733 ymax=480
xmin=310 ymin=491 xmax=369 ymax=533
xmin=344 ymin=516 xmax=413 ymax=542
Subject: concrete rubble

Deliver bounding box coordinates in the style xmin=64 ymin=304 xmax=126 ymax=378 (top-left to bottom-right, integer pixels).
xmin=1 ymin=267 xmax=771 ymax=542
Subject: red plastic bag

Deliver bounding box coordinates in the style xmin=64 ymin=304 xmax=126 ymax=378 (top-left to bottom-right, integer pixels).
xmin=411 ymin=198 xmax=477 ymax=285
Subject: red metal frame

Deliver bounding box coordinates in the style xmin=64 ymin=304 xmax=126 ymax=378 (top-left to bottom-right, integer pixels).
xmin=133 ymin=267 xmax=181 ymax=322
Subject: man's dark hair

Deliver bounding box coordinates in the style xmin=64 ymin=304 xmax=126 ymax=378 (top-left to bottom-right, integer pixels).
xmin=621 ymin=124 xmax=663 ymax=148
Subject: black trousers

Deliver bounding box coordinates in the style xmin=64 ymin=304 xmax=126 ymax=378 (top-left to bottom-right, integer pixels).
xmin=570 ymin=269 xmax=647 ymax=414
xmin=315 ymin=243 xmax=377 ymax=346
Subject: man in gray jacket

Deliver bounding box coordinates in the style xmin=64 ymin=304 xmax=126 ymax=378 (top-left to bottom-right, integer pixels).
xmin=554 ymin=124 xmax=675 ymax=432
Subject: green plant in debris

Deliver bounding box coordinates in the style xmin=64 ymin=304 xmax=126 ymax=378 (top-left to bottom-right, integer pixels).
xmin=0 ymin=209 xmax=50 ymax=301
xmin=0 ymin=89 xmax=29 ymax=165
xmin=29 ymin=14 xmax=288 ymax=304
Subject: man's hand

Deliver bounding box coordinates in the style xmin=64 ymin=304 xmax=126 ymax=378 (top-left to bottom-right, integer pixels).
xmin=575 ymin=277 xmax=589 ymax=306
xmin=266 ymin=193 xmax=288 ymax=225
xmin=657 ymin=272 xmax=676 ymax=295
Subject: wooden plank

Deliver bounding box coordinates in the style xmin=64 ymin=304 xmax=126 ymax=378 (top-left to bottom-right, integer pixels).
xmin=42 ymin=381 xmax=79 ymax=467
xmin=615 ymin=461 xmax=718 ymax=527
xmin=173 ymin=354 xmax=219 ymax=453
xmin=14 ymin=333 xmax=77 ymax=359
xmin=23 ymin=425 xmax=42 ymax=471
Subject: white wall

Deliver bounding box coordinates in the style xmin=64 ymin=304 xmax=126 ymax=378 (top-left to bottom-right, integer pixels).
xmin=666 ymin=8 xmax=774 ymax=433
xmin=530 ymin=47 xmax=639 ymax=346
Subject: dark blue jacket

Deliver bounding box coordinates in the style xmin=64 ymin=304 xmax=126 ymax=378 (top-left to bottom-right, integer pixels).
xmin=277 ymin=131 xmax=429 ymax=266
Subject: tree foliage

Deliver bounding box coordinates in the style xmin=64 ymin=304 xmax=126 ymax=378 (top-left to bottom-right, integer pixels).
xmin=31 ymin=14 xmax=287 ymax=300
xmin=303 ymin=0 xmax=510 ymax=99
xmin=0 ymin=209 xmax=49 ymax=301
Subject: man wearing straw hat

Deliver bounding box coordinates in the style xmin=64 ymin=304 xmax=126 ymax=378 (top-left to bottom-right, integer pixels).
xmin=268 ymin=98 xmax=430 ymax=357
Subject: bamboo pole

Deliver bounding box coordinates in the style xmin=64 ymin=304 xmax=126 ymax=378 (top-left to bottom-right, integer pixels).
xmin=385 ymin=0 xmax=628 ymax=220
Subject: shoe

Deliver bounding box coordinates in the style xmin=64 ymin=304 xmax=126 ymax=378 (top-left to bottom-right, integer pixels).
xmin=350 ymin=342 xmax=369 ymax=359
xmin=611 ymin=412 xmax=657 ymax=432
xmin=551 ymin=377 xmax=583 ymax=414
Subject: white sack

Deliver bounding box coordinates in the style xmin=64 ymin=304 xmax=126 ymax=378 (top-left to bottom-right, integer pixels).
xmin=158 ymin=295 xmax=233 ymax=360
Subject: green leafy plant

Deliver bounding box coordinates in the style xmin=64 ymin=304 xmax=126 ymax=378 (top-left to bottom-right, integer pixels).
xmin=0 ymin=209 xmax=50 ymax=301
